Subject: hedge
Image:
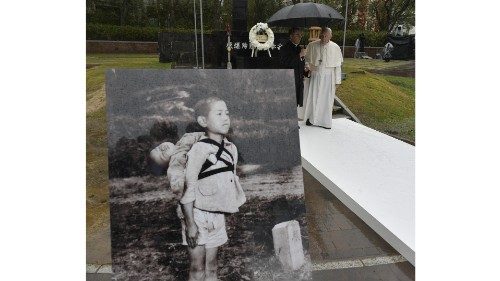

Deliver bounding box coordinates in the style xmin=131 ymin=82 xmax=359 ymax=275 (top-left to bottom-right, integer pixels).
xmin=86 ymin=24 xmax=214 ymax=42
xmin=332 ymin=30 xmax=388 ymax=47
xmin=87 ymin=23 xmax=388 ymax=46
xmin=305 ymin=30 xmax=388 ymax=47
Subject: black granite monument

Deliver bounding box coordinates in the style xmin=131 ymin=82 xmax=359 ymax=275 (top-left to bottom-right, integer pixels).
xmin=229 ymin=0 xmax=285 ymax=69
xmin=158 ymin=0 xmax=288 ymax=69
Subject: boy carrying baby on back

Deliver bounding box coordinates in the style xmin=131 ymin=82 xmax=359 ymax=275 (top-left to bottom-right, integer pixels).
xmin=180 ymin=96 xmax=246 ymax=281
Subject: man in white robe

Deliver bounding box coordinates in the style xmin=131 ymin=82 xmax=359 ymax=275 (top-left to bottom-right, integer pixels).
xmin=303 ymin=27 xmax=343 ymax=129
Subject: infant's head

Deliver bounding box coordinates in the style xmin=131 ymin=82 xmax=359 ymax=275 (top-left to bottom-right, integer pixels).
xmin=194 ymin=97 xmax=231 ymax=135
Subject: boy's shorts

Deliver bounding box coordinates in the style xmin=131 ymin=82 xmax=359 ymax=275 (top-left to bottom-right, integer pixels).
xmin=181 ymin=208 xmax=228 ymax=248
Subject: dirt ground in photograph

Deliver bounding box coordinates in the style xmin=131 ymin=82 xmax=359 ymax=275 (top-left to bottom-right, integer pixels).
xmin=109 ymin=167 xmax=311 ymax=281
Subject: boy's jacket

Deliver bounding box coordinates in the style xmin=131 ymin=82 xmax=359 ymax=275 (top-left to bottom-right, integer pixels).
xmin=180 ymin=137 xmax=246 ymax=213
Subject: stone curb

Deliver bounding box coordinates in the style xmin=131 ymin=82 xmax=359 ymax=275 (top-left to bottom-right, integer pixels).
xmin=86 ymin=264 xmax=113 ymax=274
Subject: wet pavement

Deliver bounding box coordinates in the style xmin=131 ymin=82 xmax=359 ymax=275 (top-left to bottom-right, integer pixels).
xmin=87 ymin=168 xmax=414 ymax=280
xmin=312 ymin=262 xmax=415 ymax=281
xmin=303 ymin=169 xmax=415 ymax=280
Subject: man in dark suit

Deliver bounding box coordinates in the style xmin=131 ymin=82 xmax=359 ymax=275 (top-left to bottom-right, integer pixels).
xmin=280 ymin=27 xmax=306 ymax=107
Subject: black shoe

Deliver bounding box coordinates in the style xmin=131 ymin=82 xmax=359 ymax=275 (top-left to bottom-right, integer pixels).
xmin=306 ymin=119 xmax=312 ymax=126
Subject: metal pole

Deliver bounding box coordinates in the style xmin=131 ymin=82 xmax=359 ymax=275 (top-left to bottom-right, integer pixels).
xmin=342 ymin=0 xmax=348 ymax=57
xmin=193 ymin=0 xmax=199 ymax=68
xmin=199 ymin=0 xmax=205 ymax=69
xmin=227 ymin=32 xmax=232 ymax=69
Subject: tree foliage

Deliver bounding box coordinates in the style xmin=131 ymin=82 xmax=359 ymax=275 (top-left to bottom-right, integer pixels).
xmin=87 ymin=0 xmax=233 ymax=29
xmin=247 ymin=0 xmax=285 ymax=29
xmin=369 ymin=0 xmax=415 ymax=32
xmin=315 ymin=0 xmax=360 ymax=30
xmin=87 ymin=0 xmax=415 ymax=32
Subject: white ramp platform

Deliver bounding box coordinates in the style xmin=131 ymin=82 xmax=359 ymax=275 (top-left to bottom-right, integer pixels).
xmin=299 ymin=119 xmax=415 ymax=265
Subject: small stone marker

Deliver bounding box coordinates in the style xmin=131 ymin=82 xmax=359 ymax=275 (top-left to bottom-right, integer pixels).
xmin=272 ymin=220 xmax=305 ymax=271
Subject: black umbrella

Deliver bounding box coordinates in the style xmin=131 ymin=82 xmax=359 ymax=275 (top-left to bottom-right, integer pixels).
xmin=267 ymin=3 xmax=344 ymax=27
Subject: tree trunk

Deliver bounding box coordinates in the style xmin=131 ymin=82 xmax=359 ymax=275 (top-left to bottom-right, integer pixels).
xmin=120 ymin=0 xmax=128 ymax=26
xmin=384 ymin=0 xmax=392 ymax=32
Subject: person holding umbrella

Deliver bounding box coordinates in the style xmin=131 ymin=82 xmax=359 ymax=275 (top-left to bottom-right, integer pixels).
xmin=280 ymin=27 xmax=307 ymax=107
xmin=303 ymin=27 xmax=343 ymax=129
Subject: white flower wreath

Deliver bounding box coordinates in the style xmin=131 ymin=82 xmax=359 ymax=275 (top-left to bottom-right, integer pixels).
xmin=249 ymin=22 xmax=274 ymax=57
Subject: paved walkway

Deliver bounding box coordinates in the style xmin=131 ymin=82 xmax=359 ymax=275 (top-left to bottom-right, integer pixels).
xmin=87 ymin=168 xmax=414 ymax=280
xmin=303 ymin=169 xmax=414 ymax=280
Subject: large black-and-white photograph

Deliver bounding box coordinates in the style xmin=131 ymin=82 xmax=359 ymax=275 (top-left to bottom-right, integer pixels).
xmin=106 ymin=69 xmax=312 ymax=280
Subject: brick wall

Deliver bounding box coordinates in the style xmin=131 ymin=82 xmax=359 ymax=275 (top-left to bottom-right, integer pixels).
xmin=341 ymin=46 xmax=382 ymax=58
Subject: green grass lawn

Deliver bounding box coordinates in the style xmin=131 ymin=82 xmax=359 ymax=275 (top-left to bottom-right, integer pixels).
xmin=86 ymin=54 xmax=414 ymax=231
xmin=87 ymin=54 xmax=169 ymax=104
xmin=86 ymin=54 xmax=171 ymax=230
xmin=338 ymin=58 xmax=415 ymax=142
xmin=342 ymin=58 xmax=411 ymax=72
